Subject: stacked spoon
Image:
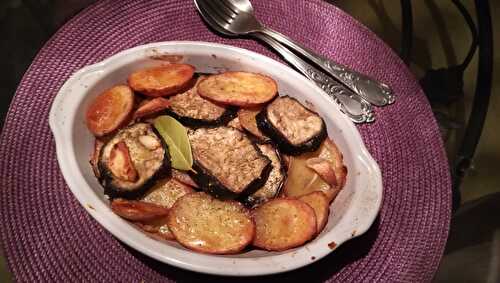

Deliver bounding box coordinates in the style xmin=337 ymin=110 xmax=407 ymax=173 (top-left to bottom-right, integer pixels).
xmin=194 ymin=0 xmax=395 ymax=123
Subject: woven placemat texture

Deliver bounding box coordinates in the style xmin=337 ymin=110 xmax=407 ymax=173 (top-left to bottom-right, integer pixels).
xmin=0 ymin=0 xmax=451 ymax=282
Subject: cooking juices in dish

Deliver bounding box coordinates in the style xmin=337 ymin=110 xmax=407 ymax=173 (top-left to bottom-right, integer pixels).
xmin=85 ymin=63 xmax=347 ymax=254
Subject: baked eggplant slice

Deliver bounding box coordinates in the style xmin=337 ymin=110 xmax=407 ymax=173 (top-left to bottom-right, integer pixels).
xmin=188 ymin=127 xmax=272 ymax=199
xmin=256 ymin=96 xmax=327 ymax=155
xmin=243 ymin=143 xmax=286 ymax=207
xmin=166 ymin=76 xmax=237 ymax=127
xmin=98 ymin=123 xmax=171 ymax=199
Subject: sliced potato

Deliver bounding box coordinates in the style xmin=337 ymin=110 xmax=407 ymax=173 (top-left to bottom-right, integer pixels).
xmin=135 ymin=216 xmax=175 ymax=240
xmin=171 ymin=169 xmax=199 ymax=188
xmin=284 ymin=156 xmax=333 ymax=201
xmin=141 ymin=178 xmax=194 ymax=209
xmin=252 ymin=198 xmax=317 ymax=251
xmin=86 ymin=85 xmax=134 ymax=136
xmin=305 ymin=157 xmax=337 ymax=186
xmin=284 ymin=139 xmax=347 ymax=202
xmin=90 ymin=139 xmax=104 ymax=178
xmin=128 ymin=64 xmax=195 ymax=97
xmin=108 ymin=141 xmax=138 ymax=182
xmin=298 ymin=192 xmax=330 ymax=234
xmin=111 ymin=199 xmax=169 ymax=221
xmin=238 ymin=107 xmax=269 ymax=141
xmin=197 ymin=72 xmax=277 ymax=107
xmin=168 ymin=192 xmax=255 ymax=254
xmin=321 ymin=139 xmax=348 ymax=189
xmin=133 ymin=97 xmax=170 ymax=119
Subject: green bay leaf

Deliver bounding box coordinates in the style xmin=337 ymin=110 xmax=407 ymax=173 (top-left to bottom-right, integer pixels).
xmin=153 ymin=115 xmax=193 ymax=171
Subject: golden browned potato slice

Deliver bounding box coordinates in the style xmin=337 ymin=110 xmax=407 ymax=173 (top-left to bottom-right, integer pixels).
xmin=135 ymin=216 xmax=175 ymax=240
xmin=298 ymin=192 xmax=330 ymax=234
xmin=284 ymin=139 xmax=347 ymax=202
xmin=141 ymin=178 xmax=194 ymax=209
xmin=167 ymin=192 xmax=255 ymax=254
xmin=110 ymin=199 xmax=169 ymax=221
xmin=86 ymin=85 xmax=134 ymax=136
xmin=252 ymin=198 xmax=317 ymax=251
xmin=238 ymin=107 xmax=269 ymax=141
xmin=197 ymin=72 xmax=277 ymax=107
xmin=128 ymin=64 xmax=195 ymax=97
xmin=133 ymin=97 xmax=170 ymax=119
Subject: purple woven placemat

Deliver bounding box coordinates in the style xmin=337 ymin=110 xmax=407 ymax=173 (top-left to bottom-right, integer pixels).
xmin=0 ymin=0 xmax=451 ymax=282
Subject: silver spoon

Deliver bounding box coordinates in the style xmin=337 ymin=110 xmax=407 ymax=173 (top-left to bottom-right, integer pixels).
xmin=196 ymin=0 xmax=394 ymax=107
xmin=194 ymin=0 xmax=374 ymax=123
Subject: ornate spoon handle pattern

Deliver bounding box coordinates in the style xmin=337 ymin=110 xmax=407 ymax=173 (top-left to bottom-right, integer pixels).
xmin=256 ymin=34 xmax=374 ymax=123
xmin=261 ymin=28 xmax=394 ymax=107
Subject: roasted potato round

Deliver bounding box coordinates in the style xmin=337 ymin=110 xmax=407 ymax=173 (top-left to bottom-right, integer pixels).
xmin=167 ymin=192 xmax=255 ymax=254
xmin=86 ymin=85 xmax=134 ymax=137
xmin=128 ymin=64 xmax=195 ymax=97
xmin=252 ymin=198 xmax=316 ymax=251
xmin=197 ymin=72 xmax=277 ymax=107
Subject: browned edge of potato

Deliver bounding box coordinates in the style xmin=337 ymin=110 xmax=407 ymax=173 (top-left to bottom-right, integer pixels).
xmin=111 ymin=199 xmax=169 ymax=222
xmin=135 ymin=216 xmax=175 ymax=240
xmin=323 ymin=139 xmax=348 ymax=190
xmin=252 ymin=198 xmax=317 ymax=251
xmin=133 ymin=97 xmax=171 ymax=120
xmin=238 ymin=107 xmax=270 ymax=141
xmin=298 ymin=191 xmax=330 ymax=235
xmin=90 ymin=139 xmax=105 ymax=178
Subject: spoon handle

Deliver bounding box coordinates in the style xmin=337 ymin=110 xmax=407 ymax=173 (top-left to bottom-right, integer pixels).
xmin=259 ymin=28 xmax=395 ymax=107
xmin=254 ymin=34 xmax=374 ymax=124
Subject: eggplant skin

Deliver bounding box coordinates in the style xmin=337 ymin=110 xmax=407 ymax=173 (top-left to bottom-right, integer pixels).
xmin=188 ymin=158 xmax=273 ymax=200
xmin=242 ymin=144 xmax=287 ymax=208
xmin=255 ymin=101 xmax=327 ymax=156
xmin=98 ymin=126 xmax=171 ymax=200
xmin=164 ymin=107 xmax=237 ymax=128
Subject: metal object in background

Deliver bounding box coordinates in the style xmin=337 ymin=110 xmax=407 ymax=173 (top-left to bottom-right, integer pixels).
xmin=196 ymin=0 xmax=394 ymax=107
xmin=400 ymin=0 xmax=493 ymax=211
xmin=452 ymin=0 xmax=493 ymax=210
xmin=194 ymin=0 xmax=374 ymax=123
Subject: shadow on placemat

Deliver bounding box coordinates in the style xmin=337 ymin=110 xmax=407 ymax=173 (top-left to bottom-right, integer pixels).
xmin=124 ymin=217 xmax=380 ymax=282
